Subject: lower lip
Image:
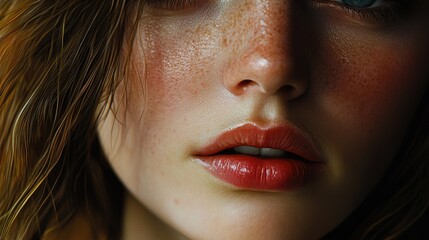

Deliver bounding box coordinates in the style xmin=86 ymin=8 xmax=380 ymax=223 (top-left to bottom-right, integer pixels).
xmin=197 ymin=155 xmax=320 ymax=191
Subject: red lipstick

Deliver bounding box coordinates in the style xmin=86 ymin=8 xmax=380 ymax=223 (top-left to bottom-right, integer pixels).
xmin=194 ymin=123 xmax=323 ymax=191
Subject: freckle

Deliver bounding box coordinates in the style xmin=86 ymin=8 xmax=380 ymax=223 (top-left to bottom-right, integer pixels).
xmin=222 ymin=37 xmax=228 ymax=48
xmin=174 ymin=198 xmax=180 ymax=206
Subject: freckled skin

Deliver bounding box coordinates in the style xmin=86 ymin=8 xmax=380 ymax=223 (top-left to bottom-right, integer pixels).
xmin=98 ymin=1 xmax=429 ymax=239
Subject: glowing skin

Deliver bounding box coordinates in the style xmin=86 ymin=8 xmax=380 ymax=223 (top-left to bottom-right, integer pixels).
xmin=98 ymin=1 xmax=429 ymax=239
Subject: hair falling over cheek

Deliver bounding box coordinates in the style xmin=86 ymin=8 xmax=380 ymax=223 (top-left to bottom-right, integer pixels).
xmin=0 ymin=0 xmax=145 ymax=239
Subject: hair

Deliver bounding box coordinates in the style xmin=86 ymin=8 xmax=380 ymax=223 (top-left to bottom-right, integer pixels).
xmin=0 ymin=1 xmax=144 ymax=239
xmin=0 ymin=1 xmax=428 ymax=239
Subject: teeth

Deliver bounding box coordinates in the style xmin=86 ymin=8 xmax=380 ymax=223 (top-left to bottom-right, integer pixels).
xmin=233 ymin=146 xmax=286 ymax=157
xmin=233 ymin=146 xmax=260 ymax=155
xmin=260 ymin=148 xmax=285 ymax=157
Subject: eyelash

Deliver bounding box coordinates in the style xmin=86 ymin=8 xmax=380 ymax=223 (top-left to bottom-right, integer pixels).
xmin=323 ymin=0 xmax=411 ymax=24
xmin=145 ymin=0 xmax=411 ymax=24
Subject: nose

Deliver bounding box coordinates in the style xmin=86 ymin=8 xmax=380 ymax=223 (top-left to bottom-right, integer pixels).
xmin=222 ymin=1 xmax=308 ymax=100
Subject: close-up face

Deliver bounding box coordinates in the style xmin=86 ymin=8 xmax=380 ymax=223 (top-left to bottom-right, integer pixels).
xmin=98 ymin=0 xmax=429 ymax=239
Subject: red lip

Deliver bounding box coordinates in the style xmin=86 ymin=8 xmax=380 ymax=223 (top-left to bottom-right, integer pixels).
xmin=194 ymin=123 xmax=324 ymax=191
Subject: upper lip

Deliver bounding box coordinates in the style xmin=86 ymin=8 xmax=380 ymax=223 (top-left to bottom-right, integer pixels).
xmin=195 ymin=123 xmax=323 ymax=163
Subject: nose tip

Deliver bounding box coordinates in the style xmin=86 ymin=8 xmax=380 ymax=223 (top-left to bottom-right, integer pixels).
xmin=223 ymin=50 xmax=307 ymax=100
xmin=221 ymin=2 xmax=308 ymax=100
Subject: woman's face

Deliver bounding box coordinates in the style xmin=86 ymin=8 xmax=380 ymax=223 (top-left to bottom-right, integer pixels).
xmin=98 ymin=0 xmax=429 ymax=239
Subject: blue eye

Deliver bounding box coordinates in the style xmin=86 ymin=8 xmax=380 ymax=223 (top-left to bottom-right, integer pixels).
xmin=341 ymin=0 xmax=377 ymax=8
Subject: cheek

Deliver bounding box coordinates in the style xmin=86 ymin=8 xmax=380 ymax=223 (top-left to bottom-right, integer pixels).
xmin=134 ymin=6 xmax=257 ymax=118
xmin=135 ymin=21 xmax=221 ymax=118
xmin=316 ymin=29 xmax=427 ymax=136
xmin=308 ymin=27 xmax=429 ymax=183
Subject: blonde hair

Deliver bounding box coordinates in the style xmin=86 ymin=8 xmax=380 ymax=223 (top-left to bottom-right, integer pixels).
xmin=1 ymin=1 xmax=428 ymax=239
xmin=0 ymin=1 xmax=142 ymax=238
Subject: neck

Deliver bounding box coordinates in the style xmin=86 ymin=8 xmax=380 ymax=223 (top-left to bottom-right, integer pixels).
xmin=121 ymin=192 xmax=188 ymax=240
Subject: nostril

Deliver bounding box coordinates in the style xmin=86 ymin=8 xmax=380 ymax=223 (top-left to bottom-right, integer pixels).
xmin=238 ymin=79 xmax=253 ymax=87
xmin=237 ymin=79 xmax=257 ymax=91
xmin=283 ymin=85 xmax=294 ymax=93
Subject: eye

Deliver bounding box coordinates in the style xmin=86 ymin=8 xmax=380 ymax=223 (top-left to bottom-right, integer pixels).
xmin=339 ymin=0 xmax=379 ymax=8
xmin=315 ymin=0 xmax=412 ymax=25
